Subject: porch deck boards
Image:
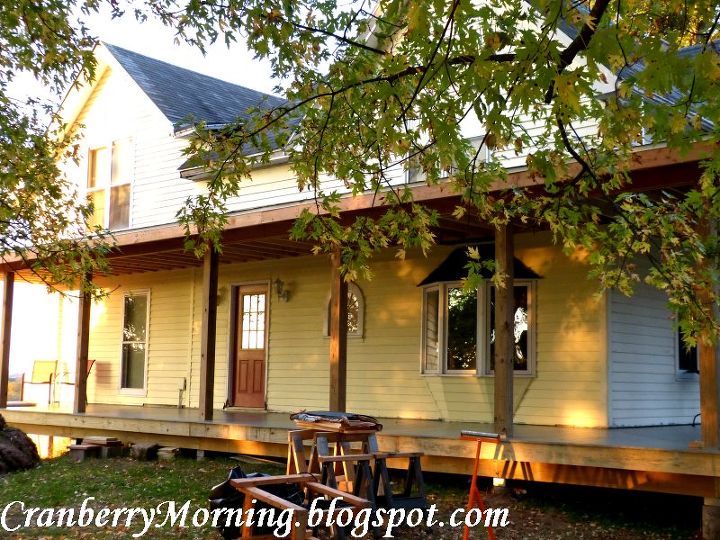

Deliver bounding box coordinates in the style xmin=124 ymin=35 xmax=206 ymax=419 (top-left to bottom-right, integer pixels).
xmin=2 ymin=404 xmax=718 ymax=498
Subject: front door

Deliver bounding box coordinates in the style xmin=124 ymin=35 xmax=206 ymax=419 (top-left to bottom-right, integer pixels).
xmin=232 ymin=284 xmax=267 ymax=408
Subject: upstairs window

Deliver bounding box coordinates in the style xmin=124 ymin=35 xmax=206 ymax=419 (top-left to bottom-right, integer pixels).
xmin=87 ymin=138 xmax=132 ymax=230
xmin=422 ymin=281 xmax=535 ymax=375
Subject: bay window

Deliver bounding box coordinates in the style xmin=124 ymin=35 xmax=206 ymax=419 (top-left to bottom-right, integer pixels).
xmin=422 ymin=281 xmax=535 ymax=375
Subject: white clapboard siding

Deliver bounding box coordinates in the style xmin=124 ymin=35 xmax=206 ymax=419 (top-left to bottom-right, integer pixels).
xmin=608 ymin=284 xmax=699 ymax=427
xmin=66 ymin=45 xmax=607 ymax=233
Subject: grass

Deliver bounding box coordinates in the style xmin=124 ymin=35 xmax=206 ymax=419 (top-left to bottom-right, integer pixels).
xmin=0 ymin=453 xmax=283 ymax=539
xmin=0 ymin=455 xmax=704 ymax=539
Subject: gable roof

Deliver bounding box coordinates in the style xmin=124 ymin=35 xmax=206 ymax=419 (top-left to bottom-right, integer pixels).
xmin=104 ymin=43 xmax=285 ymax=132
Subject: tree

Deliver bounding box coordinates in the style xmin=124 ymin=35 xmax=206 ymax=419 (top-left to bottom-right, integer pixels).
xmin=0 ymin=2 xmax=113 ymax=294
xmin=3 ymin=0 xmax=720 ymax=338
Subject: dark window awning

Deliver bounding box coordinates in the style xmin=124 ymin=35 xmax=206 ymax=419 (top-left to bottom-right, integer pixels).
xmin=418 ymin=244 xmax=541 ymax=286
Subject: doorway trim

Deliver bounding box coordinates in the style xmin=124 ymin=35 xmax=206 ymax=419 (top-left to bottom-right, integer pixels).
xmin=226 ymin=280 xmax=270 ymax=409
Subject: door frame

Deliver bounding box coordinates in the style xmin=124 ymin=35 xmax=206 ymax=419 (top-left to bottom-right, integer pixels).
xmin=226 ymin=280 xmax=271 ymax=409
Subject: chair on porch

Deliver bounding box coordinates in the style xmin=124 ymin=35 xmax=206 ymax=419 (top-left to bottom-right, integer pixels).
xmin=57 ymin=359 xmax=96 ymax=404
xmin=23 ymin=360 xmax=58 ymax=405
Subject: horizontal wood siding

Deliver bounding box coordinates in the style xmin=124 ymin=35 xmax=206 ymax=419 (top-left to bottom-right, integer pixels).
xmin=73 ymin=233 xmax=608 ymax=426
xmin=87 ymin=269 xmax=193 ymax=406
xmin=609 ymin=284 xmax=700 ymax=427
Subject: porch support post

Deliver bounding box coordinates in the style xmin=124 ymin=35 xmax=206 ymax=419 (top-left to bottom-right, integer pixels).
xmin=329 ymin=250 xmax=348 ymax=412
xmin=199 ymin=246 xmax=219 ymax=421
xmin=493 ymin=223 xmax=514 ymax=438
xmin=699 ymin=217 xmax=720 ymax=448
xmin=697 ymin=218 xmax=720 ymax=540
xmin=74 ymin=273 xmax=92 ymax=414
xmin=0 ymin=272 xmax=14 ymax=408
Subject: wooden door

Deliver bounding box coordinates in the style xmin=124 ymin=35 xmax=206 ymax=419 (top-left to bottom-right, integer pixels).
xmin=232 ymin=285 xmax=267 ymax=408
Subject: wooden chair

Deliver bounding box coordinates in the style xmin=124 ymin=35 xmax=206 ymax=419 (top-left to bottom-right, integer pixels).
xmin=58 ymin=360 xmax=96 ymax=404
xmin=230 ymin=473 xmax=370 ymax=540
xmin=23 ymin=360 xmax=58 ymax=405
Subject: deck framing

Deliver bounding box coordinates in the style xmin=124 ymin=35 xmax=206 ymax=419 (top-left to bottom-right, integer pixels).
xmin=3 ymin=406 xmax=718 ymax=499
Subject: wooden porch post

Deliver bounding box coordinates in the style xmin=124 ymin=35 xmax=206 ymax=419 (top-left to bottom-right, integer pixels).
xmin=74 ymin=274 xmax=92 ymax=414
xmin=329 ymin=250 xmax=348 ymax=412
xmin=493 ymin=224 xmax=514 ymax=438
xmin=0 ymin=272 xmax=14 ymax=408
xmin=699 ymin=219 xmax=720 ymax=539
xmin=199 ymin=246 xmax=219 ymax=421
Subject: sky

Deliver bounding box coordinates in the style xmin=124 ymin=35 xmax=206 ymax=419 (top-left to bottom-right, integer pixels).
xmin=8 ymin=4 xmax=278 ymax=106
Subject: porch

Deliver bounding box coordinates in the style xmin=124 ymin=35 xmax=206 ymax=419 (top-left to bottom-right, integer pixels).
xmin=2 ymin=403 xmax=717 ymax=499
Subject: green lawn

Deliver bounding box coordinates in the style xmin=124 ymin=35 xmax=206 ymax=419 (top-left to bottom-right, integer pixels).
xmin=0 ymin=454 xmax=283 ymax=539
xmin=0 ymin=454 xmax=703 ymax=539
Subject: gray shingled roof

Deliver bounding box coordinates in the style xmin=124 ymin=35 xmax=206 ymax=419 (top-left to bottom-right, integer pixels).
xmin=104 ymin=43 xmax=285 ymax=131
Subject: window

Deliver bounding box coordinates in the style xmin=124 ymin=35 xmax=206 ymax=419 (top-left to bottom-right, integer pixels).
xmin=241 ymin=293 xmax=266 ymax=349
xmin=422 ymin=281 xmax=535 ymax=375
xmin=324 ymin=283 xmax=365 ymax=338
xmin=121 ymin=292 xmax=149 ymax=391
xmin=677 ymin=329 xmax=699 ymax=376
xmin=87 ymin=138 xmax=132 ymax=230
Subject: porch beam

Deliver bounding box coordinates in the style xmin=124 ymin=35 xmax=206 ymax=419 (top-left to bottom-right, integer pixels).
xmin=74 ymin=274 xmax=92 ymax=414
xmin=0 ymin=272 xmax=14 ymax=408
xmin=493 ymin=223 xmax=514 ymax=438
xmin=329 ymin=250 xmax=348 ymax=412
xmin=199 ymin=246 xmax=220 ymax=421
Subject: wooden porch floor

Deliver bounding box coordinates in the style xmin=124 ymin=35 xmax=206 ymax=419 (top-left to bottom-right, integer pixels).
xmin=2 ymin=404 xmax=717 ymax=498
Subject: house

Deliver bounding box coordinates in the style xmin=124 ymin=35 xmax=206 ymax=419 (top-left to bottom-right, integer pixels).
xmin=0 ymin=42 xmax=718 ymax=533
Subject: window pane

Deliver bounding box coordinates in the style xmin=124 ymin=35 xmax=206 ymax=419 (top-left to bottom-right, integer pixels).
xmin=326 ymin=288 xmax=362 ymax=336
xmin=490 ymin=285 xmax=529 ymax=371
xmin=678 ymin=330 xmax=699 ymax=373
xmin=424 ymin=289 xmax=440 ymax=372
xmin=123 ymin=295 xmax=147 ymax=342
xmin=111 ymin=139 xmax=132 ymax=185
xmin=88 ymin=147 xmax=109 ymax=188
xmin=347 ymin=292 xmax=360 ymax=334
xmin=241 ymin=293 xmax=266 ymax=349
xmin=88 ymin=189 xmax=105 ymax=229
xmin=109 ymin=184 xmax=130 ymax=229
xmin=447 ymin=287 xmax=477 ymax=370
xmin=122 ymin=343 xmax=145 ymax=389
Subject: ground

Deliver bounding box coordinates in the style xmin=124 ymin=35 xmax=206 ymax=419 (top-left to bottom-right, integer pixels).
xmin=0 ymin=454 xmax=702 ymax=539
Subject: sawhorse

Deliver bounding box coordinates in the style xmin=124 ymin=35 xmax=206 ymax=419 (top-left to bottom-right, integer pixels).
xmin=460 ymin=430 xmax=505 ymax=540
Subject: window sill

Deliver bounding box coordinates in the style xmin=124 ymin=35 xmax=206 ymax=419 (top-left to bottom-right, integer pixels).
xmin=675 ymin=371 xmax=699 ymax=382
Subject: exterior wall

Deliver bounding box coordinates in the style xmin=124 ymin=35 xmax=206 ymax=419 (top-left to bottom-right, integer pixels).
xmin=88 ymin=269 xmax=194 ymax=406
xmin=608 ymin=284 xmax=700 ymax=427
xmin=81 ymin=231 xmax=608 ymax=427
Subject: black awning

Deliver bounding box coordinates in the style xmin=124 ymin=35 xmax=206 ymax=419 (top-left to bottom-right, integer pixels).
xmin=418 ymin=244 xmax=541 ymax=286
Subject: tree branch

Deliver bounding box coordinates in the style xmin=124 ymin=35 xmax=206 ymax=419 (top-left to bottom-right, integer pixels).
xmin=544 ymin=0 xmax=612 ymax=103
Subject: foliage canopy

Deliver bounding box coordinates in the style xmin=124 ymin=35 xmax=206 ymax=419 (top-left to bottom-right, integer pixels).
xmin=3 ymin=0 xmax=720 ymax=337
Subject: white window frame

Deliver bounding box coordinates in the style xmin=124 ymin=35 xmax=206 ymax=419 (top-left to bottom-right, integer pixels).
xmin=675 ymin=328 xmax=699 ymax=381
xmin=420 ymin=280 xmax=536 ymax=377
xmin=119 ymin=289 xmax=150 ymax=396
xmin=482 ymin=280 xmax=536 ymax=377
xmin=323 ymin=282 xmax=365 ymax=339
xmin=86 ymin=138 xmax=134 ymax=231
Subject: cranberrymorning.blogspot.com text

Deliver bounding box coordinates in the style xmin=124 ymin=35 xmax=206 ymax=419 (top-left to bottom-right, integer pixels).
xmin=0 ymin=496 xmax=510 ymax=538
